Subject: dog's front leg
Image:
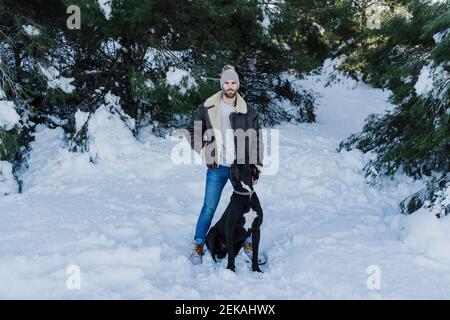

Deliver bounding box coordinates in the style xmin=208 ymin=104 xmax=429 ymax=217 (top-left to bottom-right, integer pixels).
xmin=225 ymin=215 xmax=236 ymax=272
xmin=251 ymin=228 xmax=263 ymax=273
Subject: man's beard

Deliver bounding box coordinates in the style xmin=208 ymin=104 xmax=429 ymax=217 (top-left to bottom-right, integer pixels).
xmin=223 ymin=89 xmax=237 ymax=99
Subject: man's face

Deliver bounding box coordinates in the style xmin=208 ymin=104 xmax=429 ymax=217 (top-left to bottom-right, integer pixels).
xmin=222 ymin=80 xmax=238 ymax=98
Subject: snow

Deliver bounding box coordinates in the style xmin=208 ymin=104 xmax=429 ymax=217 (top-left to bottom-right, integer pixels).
xmin=414 ymin=63 xmax=447 ymax=99
xmin=425 ymin=181 xmax=450 ymax=218
xmin=433 ymin=29 xmax=449 ymax=44
xmin=261 ymin=12 xmax=270 ymax=31
xmin=100 ymin=39 xmax=122 ymax=59
xmin=144 ymin=48 xmax=189 ymax=71
xmin=73 ymin=92 xmax=139 ymax=162
xmin=47 ymin=115 xmax=68 ymax=126
xmin=85 ymin=104 xmax=142 ymax=163
xmin=258 ymin=0 xmax=281 ymax=34
xmin=22 ymin=25 xmax=41 ymax=37
xmin=38 ymin=64 xmax=75 ymax=94
xmin=0 ymin=100 xmax=20 ymax=130
xmin=97 ymin=0 xmax=112 ymax=20
xmin=297 ymin=57 xmax=393 ymax=135
xmin=74 ymin=110 xmax=89 ymax=133
xmin=312 ymin=22 xmax=325 ymax=35
xmin=145 ymin=79 xmax=154 ymax=89
xmin=1 ymin=59 xmax=450 ymax=299
xmin=143 ymin=48 xmax=159 ymax=69
xmin=398 ymin=209 xmax=450 ymax=264
xmin=415 ymin=64 xmax=435 ymax=96
xmin=259 ymin=7 xmax=271 ymax=35
xmin=165 ymin=67 xmax=197 ymax=94
xmin=0 ymin=161 xmax=16 ymax=195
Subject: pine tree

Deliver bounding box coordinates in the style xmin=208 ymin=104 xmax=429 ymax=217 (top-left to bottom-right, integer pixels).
xmin=338 ymin=0 xmax=450 ymax=216
xmin=0 ymin=0 xmax=68 ymax=191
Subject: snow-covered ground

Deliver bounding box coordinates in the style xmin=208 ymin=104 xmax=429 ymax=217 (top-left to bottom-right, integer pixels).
xmin=1 ymin=61 xmax=450 ymax=299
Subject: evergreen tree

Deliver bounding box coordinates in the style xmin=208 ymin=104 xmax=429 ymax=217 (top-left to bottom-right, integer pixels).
xmin=338 ymin=0 xmax=449 ymax=216
xmin=0 ymin=0 xmax=68 ymax=191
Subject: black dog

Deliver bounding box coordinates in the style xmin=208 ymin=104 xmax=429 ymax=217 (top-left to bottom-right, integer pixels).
xmin=205 ymin=163 xmax=263 ymax=273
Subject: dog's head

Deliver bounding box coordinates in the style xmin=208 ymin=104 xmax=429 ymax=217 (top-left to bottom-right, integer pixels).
xmin=230 ymin=162 xmax=259 ymax=192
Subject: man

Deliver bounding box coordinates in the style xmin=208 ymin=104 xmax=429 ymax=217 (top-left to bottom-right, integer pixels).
xmin=185 ymin=65 xmax=264 ymax=265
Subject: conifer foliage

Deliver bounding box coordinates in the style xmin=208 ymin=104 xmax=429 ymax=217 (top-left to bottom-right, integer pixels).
xmin=338 ymin=0 xmax=449 ymax=216
xmin=1 ymin=0 xmax=334 ymax=191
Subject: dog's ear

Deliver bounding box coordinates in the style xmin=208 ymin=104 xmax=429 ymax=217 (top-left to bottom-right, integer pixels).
xmin=251 ymin=165 xmax=259 ymax=180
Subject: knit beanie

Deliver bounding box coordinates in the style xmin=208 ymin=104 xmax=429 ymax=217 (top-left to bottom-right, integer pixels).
xmin=220 ymin=65 xmax=240 ymax=89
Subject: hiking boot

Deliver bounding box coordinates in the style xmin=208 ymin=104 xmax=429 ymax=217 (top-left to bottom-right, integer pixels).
xmin=190 ymin=244 xmax=204 ymax=265
xmin=243 ymin=242 xmax=267 ymax=265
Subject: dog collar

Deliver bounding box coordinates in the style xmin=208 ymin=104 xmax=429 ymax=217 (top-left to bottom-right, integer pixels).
xmin=233 ymin=189 xmax=254 ymax=197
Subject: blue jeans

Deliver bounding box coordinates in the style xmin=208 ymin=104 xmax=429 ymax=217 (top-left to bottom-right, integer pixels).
xmin=194 ymin=165 xmax=252 ymax=245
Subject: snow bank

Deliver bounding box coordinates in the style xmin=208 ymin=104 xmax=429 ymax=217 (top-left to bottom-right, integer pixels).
xmin=86 ymin=103 xmax=141 ymax=162
xmin=74 ymin=109 xmax=89 ymax=133
xmin=71 ymin=92 xmax=142 ymax=163
xmin=20 ymin=124 xmax=92 ymax=192
xmin=21 ymin=91 xmax=175 ymax=193
xmin=0 ymin=100 xmax=20 ymax=130
xmin=0 ymin=161 xmax=16 ymax=195
xmin=293 ymin=57 xmax=393 ymax=137
xmin=400 ymin=209 xmax=450 ymax=264
xmin=0 ymin=88 xmax=19 ymax=195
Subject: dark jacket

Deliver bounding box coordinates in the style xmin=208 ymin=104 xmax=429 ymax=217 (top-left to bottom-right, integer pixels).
xmin=185 ymin=90 xmax=264 ymax=172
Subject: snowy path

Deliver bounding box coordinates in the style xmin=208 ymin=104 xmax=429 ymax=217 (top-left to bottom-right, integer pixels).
xmin=1 ymin=65 xmax=450 ymax=299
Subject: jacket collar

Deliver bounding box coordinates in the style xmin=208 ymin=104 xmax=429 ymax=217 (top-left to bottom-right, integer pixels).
xmin=203 ymin=90 xmax=247 ymax=114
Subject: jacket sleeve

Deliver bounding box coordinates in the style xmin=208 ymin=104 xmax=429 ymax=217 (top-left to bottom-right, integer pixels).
xmin=185 ymin=104 xmax=205 ymax=155
xmin=252 ymin=109 xmax=264 ymax=174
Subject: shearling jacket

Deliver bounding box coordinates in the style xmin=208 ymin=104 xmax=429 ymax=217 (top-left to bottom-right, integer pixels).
xmin=185 ymin=90 xmax=264 ymax=172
